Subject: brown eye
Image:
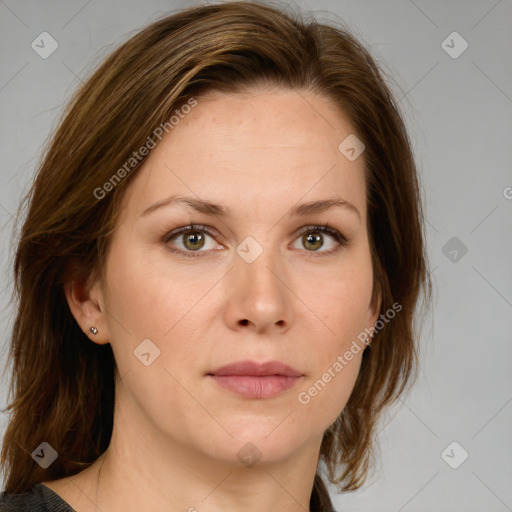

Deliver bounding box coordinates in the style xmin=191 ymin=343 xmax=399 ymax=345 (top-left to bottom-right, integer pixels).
xmin=292 ymin=224 xmax=348 ymax=255
xmin=181 ymin=230 xmax=206 ymax=251
xmin=164 ymin=224 xmax=223 ymax=258
xmin=302 ymin=232 xmax=323 ymax=251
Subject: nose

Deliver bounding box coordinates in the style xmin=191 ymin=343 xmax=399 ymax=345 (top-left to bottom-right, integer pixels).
xmin=222 ymin=244 xmax=293 ymax=334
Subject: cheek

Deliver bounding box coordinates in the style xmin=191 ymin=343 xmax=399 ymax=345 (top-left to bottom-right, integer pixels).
xmin=311 ymin=264 xmax=373 ymax=345
xmin=101 ymin=246 xmax=202 ymax=419
xmin=102 ymin=240 xmax=210 ymax=382
xmin=103 ymin=241 xmax=192 ymax=336
xmin=293 ymin=263 xmax=371 ymax=425
xmin=295 ymin=347 xmax=363 ymax=434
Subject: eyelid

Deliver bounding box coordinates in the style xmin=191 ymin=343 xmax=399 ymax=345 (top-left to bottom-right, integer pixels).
xmin=294 ymin=224 xmax=348 ymax=244
xmin=162 ymin=223 xmax=222 ymax=244
xmin=163 ymin=222 xmax=348 ymax=257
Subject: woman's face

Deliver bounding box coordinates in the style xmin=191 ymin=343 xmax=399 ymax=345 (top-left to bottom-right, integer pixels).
xmin=89 ymin=88 xmax=380 ymax=466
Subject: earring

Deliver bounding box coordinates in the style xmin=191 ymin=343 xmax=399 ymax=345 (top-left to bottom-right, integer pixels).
xmin=89 ymin=327 xmax=98 ymax=335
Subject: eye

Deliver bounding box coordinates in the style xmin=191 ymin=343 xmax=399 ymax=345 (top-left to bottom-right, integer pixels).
xmin=291 ymin=224 xmax=348 ymax=255
xmin=163 ymin=223 xmax=348 ymax=258
xmin=163 ymin=224 xmax=223 ymax=258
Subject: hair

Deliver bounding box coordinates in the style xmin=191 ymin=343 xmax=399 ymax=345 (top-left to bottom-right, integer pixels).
xmin=1 ymin=0 xmax=432 ymax=506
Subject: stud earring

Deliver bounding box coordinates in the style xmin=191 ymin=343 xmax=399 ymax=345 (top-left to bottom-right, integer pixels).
xmin=89 ymin=327 xmax=98 ymax=335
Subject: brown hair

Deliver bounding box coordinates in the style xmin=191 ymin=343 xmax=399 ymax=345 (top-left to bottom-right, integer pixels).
xmin=1 ymin=0 xmax=432 ymax=504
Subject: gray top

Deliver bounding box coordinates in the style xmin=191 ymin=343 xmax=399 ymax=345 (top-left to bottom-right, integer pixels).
xmin=0 ymin=480 xmax=337 ymax=511
xmin=0 ymin=483 xmax=75 ymax=511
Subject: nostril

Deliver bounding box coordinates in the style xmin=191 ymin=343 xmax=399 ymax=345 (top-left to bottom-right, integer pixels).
xmin=240 ymin=319 xmax=249 ymax=326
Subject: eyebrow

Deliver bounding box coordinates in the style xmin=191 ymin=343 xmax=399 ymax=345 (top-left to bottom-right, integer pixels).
xmin=141 ymin=195 xmax=361 ymax=220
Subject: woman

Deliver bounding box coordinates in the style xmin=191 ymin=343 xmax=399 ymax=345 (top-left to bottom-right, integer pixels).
xmin=0 ymin=1 xmax=431 ymax=510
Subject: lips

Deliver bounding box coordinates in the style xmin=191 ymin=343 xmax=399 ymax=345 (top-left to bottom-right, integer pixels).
xmin=208 ymin=360 xmax=303 ymax=377
xmin=207 ymin=360 xmax=304 ymax=399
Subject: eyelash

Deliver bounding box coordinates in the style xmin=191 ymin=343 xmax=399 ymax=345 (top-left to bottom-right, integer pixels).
xmin=162 ymin=223 xmax=348 ymax=258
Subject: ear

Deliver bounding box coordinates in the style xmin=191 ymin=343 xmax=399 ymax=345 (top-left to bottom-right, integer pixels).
xmin=64 ymin=274 xmax=110 ymax=345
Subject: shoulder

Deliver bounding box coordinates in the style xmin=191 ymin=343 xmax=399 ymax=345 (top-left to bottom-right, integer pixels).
xmin=0 ymin=483 xmax=75 ymax=512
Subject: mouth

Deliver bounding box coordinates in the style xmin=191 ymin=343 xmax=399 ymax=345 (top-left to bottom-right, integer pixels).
xmin=207 ymin=360 xmax=304 ymax=399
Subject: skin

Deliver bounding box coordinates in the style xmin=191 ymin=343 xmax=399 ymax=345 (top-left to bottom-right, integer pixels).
xmin=43 ymin=87 xmax=381 ymax=512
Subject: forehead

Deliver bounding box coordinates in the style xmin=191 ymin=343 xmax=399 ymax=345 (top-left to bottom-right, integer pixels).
xmin=119 ymin=88 xmax=367 ymax=222
xmin=171 ymin=88 xmax=354 ymax=158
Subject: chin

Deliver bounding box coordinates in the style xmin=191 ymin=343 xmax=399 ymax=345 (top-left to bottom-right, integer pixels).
xmin=203 ymin=427 xmax=314 ymax=467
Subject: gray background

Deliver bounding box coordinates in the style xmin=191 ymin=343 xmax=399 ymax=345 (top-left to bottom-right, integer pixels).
xmin=0 ymin=0 xmax=511 ymax=510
